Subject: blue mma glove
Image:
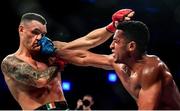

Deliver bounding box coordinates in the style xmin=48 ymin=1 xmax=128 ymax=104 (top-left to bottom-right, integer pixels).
xmin=38 ymin=36 xmax=56 ymax=56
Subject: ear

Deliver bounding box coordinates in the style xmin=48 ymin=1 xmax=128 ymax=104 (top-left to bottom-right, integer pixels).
xmin=127 ymin=41 xmax=136 ymax=52
xmin=18 ymin=25 xmax=24 ymax=32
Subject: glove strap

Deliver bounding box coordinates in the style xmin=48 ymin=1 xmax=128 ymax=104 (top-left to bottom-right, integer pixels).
xmin=106 ymin=22 xmax=115 ymax=33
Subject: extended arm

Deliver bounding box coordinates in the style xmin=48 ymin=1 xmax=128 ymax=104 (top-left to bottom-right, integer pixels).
xmin=38 ymin=37 xmax=114 ymax=70
xmin=55 ymin=49 xmax=114 ymax=70
xmin=1 ymin=55 xmax=58 ymax=88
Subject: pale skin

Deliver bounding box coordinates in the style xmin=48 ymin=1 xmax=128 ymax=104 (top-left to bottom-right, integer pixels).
xmin=1 ymin=20 xmax=65 ymax=110
xmin=54 ymin=29 xmax=180 ymax=109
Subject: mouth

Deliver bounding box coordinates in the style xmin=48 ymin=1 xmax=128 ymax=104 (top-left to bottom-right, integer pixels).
xmin=112 ymin=53 xmax=115 ymax=58
xmin=32 ymin=43 xmax=40 ymax=49
xmin=111 ymin=50 xmax=115 ymax=55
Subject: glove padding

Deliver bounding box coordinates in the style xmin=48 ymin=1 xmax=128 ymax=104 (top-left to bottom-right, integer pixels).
xmin=48 ymin=56 xmax=67 ymax=71
xmin=106 ymin=9 xmax=133 ymax=33
xmin=56 ymin=59 xmax=67 ymax=71
xmin=38 ymin=36 xmax=56 ymax=56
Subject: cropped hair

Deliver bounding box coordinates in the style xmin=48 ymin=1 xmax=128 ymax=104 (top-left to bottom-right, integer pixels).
xmin=21 ymin=12 xmax=47 ymax=25
xmin=117 ymin=20 xmax=150 ymax=54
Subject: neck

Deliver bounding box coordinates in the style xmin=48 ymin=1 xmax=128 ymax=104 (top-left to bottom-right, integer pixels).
xmin=125 ymin=53 xmax=145 ymax=72
xmin=16 ymin=46 xmax=32 ymax=58
xmin=15 ymin=44 xmax=40 ymax=61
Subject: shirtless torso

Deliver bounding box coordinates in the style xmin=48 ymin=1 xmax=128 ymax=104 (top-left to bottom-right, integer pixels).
xmin=113 ymin=55 xmax=180 ymax=109
xmin=1 ymin=54 xmax=65 ymax=110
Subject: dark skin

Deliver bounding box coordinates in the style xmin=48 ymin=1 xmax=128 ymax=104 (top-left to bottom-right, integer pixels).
xmin=110 ymin=30 xmax=180 ymax=109
xmin=54 ymin=29 xmax=180 ymax=109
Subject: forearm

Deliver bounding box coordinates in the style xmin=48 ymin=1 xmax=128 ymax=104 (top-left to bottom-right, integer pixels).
xmin=60 ymin=27 xmax=113 ymax=50
xmin=53 ymin=41 xmax=68 ymax=50
xmin=55 ymin=49 xmax=113 ymax=70
xmin=57 ymin=9 xmax=134 ymax=50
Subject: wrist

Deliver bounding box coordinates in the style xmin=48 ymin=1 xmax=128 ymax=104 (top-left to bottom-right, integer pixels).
xmin=106 ymin=22 xmax=116 ymax=33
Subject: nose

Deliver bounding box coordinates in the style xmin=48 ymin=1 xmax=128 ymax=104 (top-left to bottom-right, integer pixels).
xmin=36 ymin=34 xmax=41 ymax=40
xmin=110 ymin=41 xmax=114 ymax=49
xmin=36 ymin=34 xmax=45 ymax=40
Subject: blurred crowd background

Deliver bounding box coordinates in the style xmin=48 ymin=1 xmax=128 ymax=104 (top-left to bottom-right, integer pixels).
xmin=0 ymin=0 xmax=180 ymax=109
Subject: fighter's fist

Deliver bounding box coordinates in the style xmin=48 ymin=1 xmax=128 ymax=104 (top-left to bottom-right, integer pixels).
xmin=106 ymin=9 xmax=134 ymax=33
xmin=38 ymin=36 xmax=56 ymax=56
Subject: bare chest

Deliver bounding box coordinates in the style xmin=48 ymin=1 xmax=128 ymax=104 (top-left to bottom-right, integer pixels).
xmin=14 ymin=55 xmax=49 ymax=71
xmin=25 ymin=59 xmax=48 ymax=71
xmin=127 ymin=72 xmax=141 ymax=100
xmin=35 ymin=61 xmax=48 ymax=71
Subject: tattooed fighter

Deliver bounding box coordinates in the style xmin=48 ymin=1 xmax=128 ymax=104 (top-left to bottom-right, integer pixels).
xmin=0 ymin=13 xmax=69 ymax=110
xmin=1 ymin=9 xmax=133 ymax=110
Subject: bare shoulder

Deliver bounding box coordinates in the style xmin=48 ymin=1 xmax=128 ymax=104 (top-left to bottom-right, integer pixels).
xmin=1 ymin=54 xmax=25 ymax=74
xmin=1 ymin=54 xmax=24 ymax=65
xmin=145 ymin=55 xmax=174 ymax=86
xmin=145 ymin=54 xmax=169 ymax=71
xmin=2 ymin=54 xmax=15 ymax=61
xmin=142 ymin=55 xmax=171 ymax=80
xmin=1 ymin=54 xmax=15 ymax=66
xmin=139 ymin=55 xmax=173 ymax=88
xmin=145 ymin=54 xmax=161 ymax=64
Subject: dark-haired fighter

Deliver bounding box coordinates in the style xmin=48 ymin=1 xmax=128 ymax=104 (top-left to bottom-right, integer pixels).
xmin=50 ymin=21 xmax=180 ymax=110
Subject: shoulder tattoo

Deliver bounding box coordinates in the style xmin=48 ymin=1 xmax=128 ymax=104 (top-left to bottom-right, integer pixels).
xmin=1 ymin=55 xmax=58 ymax=87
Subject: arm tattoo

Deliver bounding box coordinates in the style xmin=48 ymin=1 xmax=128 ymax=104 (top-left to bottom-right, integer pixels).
xmin=1 ymin=55 xmax=58 ymax=87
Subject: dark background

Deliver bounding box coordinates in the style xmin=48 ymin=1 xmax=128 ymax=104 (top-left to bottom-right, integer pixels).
xmin=0 ymin=0 xmax=180 ymax=109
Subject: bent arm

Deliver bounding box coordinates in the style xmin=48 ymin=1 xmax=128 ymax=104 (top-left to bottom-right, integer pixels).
xmin=112 ymin=63 xmax=132 ymax=92
xmin=138 ymin=66 xmax=162 ymax=109
xmin=54 ymin=27 xmax=113 ymax=50
xmin=1 ymin=56 xmax=58 ymax=88
xmin=53 ymin=9 xmax=134 ymax=50
xmin=55 ymin=49 xmax=114 ymax=70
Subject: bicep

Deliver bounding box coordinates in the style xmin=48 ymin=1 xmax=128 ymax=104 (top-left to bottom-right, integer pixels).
xmin=1 ymin=60 xmax=37 ymax=86
xmin=138 ymin=71 xmax=162 ymax=109
xmin=1 ymin=60 xmax=58 ymax=88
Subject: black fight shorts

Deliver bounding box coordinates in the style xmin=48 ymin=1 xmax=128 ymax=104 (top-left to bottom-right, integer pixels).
xmin=35 ymin=101 xmax=69 ymax=110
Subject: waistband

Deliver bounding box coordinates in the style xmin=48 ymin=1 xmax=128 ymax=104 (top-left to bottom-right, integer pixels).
xmin=35 ymin=101 xmax=69 ymax=110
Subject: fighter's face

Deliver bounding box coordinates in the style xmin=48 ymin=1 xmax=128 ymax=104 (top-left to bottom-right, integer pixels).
xmin=19 ymin=20 xmax=47 ymax=52
xmin=110 ymin=30 xmax=129 ymax=63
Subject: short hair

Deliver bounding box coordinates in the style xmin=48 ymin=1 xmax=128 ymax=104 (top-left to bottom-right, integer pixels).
xmin=117 ymin=21 xmax=150 ymax=54
xmin=20 ymin=12 xmax=47 ymax=25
